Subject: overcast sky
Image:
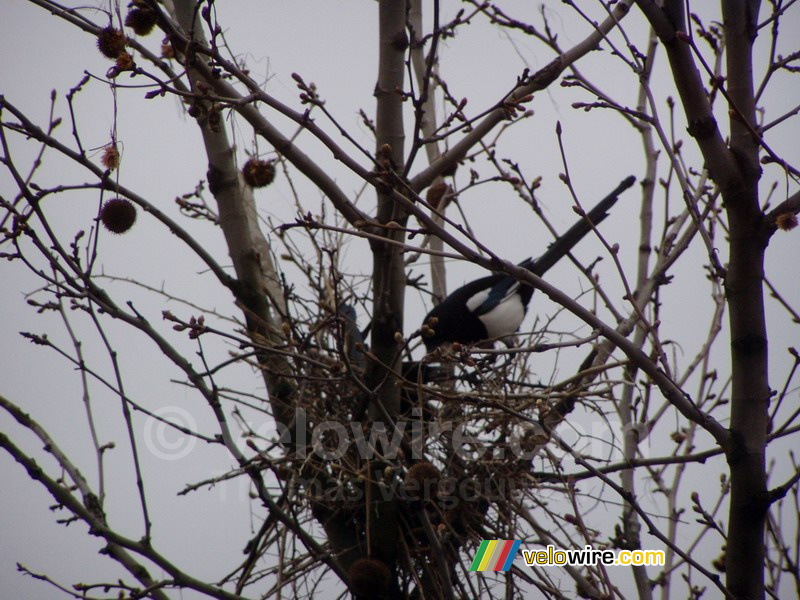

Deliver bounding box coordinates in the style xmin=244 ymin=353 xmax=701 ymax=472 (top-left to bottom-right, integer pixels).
xmin=1 ymin=1 xmax=799 ymax=598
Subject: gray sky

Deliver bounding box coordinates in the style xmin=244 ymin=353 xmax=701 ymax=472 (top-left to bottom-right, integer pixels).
xmin=1 ymin=1 xmax=799 ymax=598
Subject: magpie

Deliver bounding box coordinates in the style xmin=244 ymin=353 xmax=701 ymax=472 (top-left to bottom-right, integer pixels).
xmin=338 ymin=302 xmax=367 ymax=373
xmin=421 ymin=176 xmax=636 ymax=352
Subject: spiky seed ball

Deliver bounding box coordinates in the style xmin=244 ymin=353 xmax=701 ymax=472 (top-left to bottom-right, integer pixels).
xmin=776 ymin=212 xmax=798 ymax=231
xmin=406 ymin=461 xmax=439 ymax=486
xmin=348 ymin=558 xmax=391 ymax=598
xmin=125 ymin=5 xmax=157 ymax=36
xmin=405 ymin=461 xmax=440 ymax=501
xmin=100 ymin=198 xmax=137 ymax=234
xmin=242 ymin=158 xmax=276 ymax=188
xmin=100 ymin=144 xmax=120 ymax=170
xmin=97 ymin=26 xmax=127 ymax=59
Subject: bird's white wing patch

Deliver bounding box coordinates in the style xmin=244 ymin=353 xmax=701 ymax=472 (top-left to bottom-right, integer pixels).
xmin=465 ymin=289 xmax=490 ymax=312
xmin=477 ymin=294 xmax=525 ymax=339
xmin=465 ymin=282 xmax=521 ymax=313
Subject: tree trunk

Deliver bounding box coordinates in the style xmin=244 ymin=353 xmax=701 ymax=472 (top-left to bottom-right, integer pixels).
xmin=721 ymin=3 xmax=769 ymax=598
xmin=367 ymin=0 xmax=408 ymax=578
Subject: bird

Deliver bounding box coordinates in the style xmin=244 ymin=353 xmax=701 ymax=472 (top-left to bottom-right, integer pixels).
xmin=421 ymin=176 xmax=636 ymax=352
xmin=337 ymin=302 xmax=367 ymax=373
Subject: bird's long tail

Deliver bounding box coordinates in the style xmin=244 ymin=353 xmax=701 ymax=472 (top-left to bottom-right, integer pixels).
xmin=529 ymin=175 xmax=636 ymax=276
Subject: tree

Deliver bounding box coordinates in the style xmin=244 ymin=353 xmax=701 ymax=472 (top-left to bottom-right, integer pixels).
xmin=1 ymin=1 xmax=799 ymax=599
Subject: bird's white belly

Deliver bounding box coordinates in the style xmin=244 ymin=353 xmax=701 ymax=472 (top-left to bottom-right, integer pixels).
xmin=477 ymin=295 xmax=526 ymax=339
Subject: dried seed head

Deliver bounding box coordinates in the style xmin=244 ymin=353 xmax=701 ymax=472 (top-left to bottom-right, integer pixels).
xmin=775 ymin=212 xmax=798 ymax=231
xmin=242 ymin=158 xmax=276 ymax=188
xmin=100 ymin=198 xmax=137 ymax=234
xmin=116 ymin=52 xmax=134 ymax=71
xmin=406 ymin=461 xmax=439 ymax=482
xmin=348 ymin=558 xmax=391 ymax=598
xmin=404 ymin=461 xmax=440 ymax=500
xmin=97 ymin=26 xmax=127 ymax=59
xmin=101 ymin=144 xmax=120 ymax=170
xmin=426 ymin=181 xmax=449 ymax=209
xmin=125 ymin=5 xmax=157 ymax=36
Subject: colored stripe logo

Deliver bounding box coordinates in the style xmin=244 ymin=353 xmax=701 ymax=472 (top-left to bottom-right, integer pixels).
xmin=470 ymin=540 xmax=521 ymax=572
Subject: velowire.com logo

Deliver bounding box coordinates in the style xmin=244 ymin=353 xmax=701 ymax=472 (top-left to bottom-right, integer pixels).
xmin=469 ymin=540 xmax=522 ymax=572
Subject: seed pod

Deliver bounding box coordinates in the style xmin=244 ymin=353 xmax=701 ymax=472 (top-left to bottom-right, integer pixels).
xmin=100 ymin=144 xmax=120 ymax=170
xmin=242 ymin=158 xmax=276 ymax=188
xmin=348 ymin=558 xmax=391 ymax=598
xmin=776 ymin=212 xmax=798 ymax=231
xmin=100 ymin=198 xmax=137 ymax=234
xmin=97 ymin=26 xmax=127 ymax=59
xmin=125 ymin=4 xmax=157 ymax=36
xmin=404 ymin=461 xmax=440 ymax=502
